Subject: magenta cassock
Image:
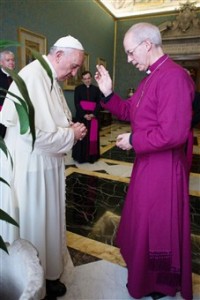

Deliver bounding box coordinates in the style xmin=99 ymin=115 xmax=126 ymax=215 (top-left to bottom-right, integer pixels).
xmin=101 ymin=55 xmax=195 ymax=300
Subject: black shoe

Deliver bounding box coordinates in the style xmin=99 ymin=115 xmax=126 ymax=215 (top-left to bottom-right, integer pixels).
xmin=147 ymin=292 xmax=166 ymax=299
xmin=43 ymin=296 xmax=57 ymax=300
xmin=46 ymin=279 xmax=67 ymax=297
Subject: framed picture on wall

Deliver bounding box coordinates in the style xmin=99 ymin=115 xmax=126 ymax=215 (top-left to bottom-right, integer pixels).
xmin=63 ymin=52 xmax=89 ymax=90
xmin=97 ymin=57 xmax=107 ymax=68
xmin=18 ymin=27 xmax=47 ymax=69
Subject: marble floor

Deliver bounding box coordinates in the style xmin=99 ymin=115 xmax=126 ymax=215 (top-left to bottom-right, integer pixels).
xmin=60 ymin=120 xmax=200 ymax=300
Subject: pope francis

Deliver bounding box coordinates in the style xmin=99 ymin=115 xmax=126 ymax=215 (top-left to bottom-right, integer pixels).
xmin=0 ymin=35 xmax=87 ymax=299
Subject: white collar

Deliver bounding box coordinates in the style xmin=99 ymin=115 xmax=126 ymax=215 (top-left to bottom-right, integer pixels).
xmin=1 ymin=68 xmax=10 ymax=76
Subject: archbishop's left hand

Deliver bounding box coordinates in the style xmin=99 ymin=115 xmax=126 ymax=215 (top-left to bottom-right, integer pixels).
xmin=116 ymin=133 xmax=132 ymax=150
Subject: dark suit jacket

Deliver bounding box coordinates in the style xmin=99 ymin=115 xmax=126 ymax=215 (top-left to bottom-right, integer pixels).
xmin=0 ymin=68 xmax=12 ymax=106
xmin=0 ymin=68 xmax=13 ymax=137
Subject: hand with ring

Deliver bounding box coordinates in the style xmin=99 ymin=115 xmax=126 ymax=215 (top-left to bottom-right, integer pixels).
xmin=71 ymin=122 xmax=87 ymax=142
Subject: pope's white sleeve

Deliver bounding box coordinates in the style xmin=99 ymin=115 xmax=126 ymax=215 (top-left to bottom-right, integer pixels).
xmin=33 ymin=127 xmax=75 ymax=154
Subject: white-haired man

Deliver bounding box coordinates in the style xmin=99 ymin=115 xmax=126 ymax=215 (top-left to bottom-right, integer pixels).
xmin=0 ymin=50 xmax=15 ymax=109
xmin=95 ymin=22 xmax=194 ymax=300
xmin=0 ymin=50 xmax=15 ymax=137
xmin=0 ymin=36 xmax=87 ymax=299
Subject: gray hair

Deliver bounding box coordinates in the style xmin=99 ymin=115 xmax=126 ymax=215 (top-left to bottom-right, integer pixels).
xmin=0 ymin=50 xmax=15 ymax=61
xmin=126 ymin=22 xmax=162 ymax=46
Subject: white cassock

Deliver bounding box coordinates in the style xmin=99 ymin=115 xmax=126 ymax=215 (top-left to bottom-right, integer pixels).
xmin=0 ymin=56 xmax=74 ymax=281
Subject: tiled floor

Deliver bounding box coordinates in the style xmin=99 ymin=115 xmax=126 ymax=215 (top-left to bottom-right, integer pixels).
xmin=61 ymin=120 xmax=200 ymax=300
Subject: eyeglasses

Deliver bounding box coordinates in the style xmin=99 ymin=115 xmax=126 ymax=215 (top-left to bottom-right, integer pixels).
xmin=126 ymin=41 xmax=144 ymax=58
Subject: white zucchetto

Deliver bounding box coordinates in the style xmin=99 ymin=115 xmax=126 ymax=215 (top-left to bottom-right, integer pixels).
xmin=53 ymin=35 xmax=84 ymax=50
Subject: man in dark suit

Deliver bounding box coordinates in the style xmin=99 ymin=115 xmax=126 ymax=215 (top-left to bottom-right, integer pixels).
xmin=0 ymin=50 xmax=15 ymax=137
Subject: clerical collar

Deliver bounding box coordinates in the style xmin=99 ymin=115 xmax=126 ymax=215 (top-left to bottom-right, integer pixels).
xmin=147 ymin=54 xmax=168 ymax=75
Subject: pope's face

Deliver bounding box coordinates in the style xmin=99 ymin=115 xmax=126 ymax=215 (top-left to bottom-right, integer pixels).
xmin=56 ymin=49 xmax=84 ymax=81
xmin=0 ymin=53 xmax=15 ymax=70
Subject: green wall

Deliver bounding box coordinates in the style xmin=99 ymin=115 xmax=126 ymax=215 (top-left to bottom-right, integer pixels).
xmin=1 ymin=1 xmax=199 ymax=110
xmin=0 ymin=0 xmax=114 ymax=115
